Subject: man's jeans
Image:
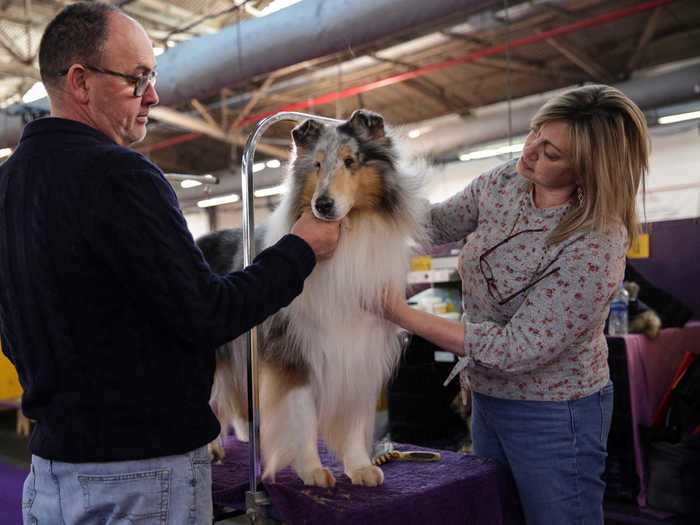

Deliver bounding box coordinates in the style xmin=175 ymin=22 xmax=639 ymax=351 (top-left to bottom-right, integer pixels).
xmin=22 ymin=445 xmax=212 ymax=524
xmin=472 ymin=383 xmax=614 ymax=525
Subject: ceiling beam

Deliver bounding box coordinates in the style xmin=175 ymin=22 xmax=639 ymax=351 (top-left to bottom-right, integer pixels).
xmin=626 ymin=7 xmax=663 ymax=72
xmin=190 ymin=98 xmax=219 ymax=129
xmin=229 ymin=72 xmax=279 ymax=133
xmin=0 ymin=61 xmax=40 ymax=80
xmin=545 ymin=36 xmax=614 ymax=83
xmin=440 ymin=30 xmax=580 ymax=82
xmin=0 ymin=24 xmax=30 ymax=63
xmin=149 ymin=106 xmax=288 ymax=159
xmin=368 ymin=53 xmax=475 ymax=109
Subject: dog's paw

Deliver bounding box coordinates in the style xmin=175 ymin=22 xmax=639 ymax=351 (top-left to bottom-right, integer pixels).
xmin=348 ymin=465 xmax=384 ymax=486
xmin=301 ymin=467 xmax=336 ymax=488
xmin=208 ymin=441 xmax=225 ymax=463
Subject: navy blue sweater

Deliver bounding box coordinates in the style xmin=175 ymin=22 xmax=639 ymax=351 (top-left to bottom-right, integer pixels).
xmin=0 ymin=117 xmax=315 ymax=462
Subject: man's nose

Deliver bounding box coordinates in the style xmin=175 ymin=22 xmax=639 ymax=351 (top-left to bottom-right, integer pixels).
xmin=142 ymin=82 xmax=159 ymax=107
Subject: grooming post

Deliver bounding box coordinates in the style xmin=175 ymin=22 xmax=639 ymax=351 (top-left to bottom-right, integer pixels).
xmin=240 ymin=112 xmax=341 ymax=523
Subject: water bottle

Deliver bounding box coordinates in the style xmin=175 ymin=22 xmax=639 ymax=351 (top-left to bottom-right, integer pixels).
xmin=608 ymin=284 xmax=629 ymax=336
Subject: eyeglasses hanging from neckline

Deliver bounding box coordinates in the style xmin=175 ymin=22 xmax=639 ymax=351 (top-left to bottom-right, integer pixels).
xmin=478 ymin=228 xmax=561 ymax=305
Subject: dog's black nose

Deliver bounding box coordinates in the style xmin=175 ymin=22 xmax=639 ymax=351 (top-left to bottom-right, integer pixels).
xmin=314 ymin=196 xmax=335 ymax=216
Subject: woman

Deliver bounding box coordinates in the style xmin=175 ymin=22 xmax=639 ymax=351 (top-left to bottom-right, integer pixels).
xmin=384 ymin=85 xmax=649 ymax=524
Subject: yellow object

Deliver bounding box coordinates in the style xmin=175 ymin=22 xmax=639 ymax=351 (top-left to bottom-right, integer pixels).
xmin=0 ymin=342 xmax=22 ymax=402
xmin=410 ymin=255 xmax=432 ymax=271
xmin=627 ymin=233 xmax=650 ymax=259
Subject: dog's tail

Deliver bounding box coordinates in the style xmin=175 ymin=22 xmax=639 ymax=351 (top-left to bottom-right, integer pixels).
xmin=211 ymin=340 xmax=249 ymax=442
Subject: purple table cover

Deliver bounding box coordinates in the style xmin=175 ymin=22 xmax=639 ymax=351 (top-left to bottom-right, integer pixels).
xmin=212 ymin=437 xmax=523 ymax=525
xmin=621 ymin=322 xmax=700 ymax=507
xmin=0 ymin=461 xmax=27 ymax=525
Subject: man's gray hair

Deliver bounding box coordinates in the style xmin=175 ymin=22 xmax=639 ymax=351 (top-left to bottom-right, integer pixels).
xmin=39 ymin=2 xmax=122 ymax=87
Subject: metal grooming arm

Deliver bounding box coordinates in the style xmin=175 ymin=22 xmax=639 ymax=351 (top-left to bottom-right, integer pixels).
xmin=240 ymin=112 xmax=341 ymax=523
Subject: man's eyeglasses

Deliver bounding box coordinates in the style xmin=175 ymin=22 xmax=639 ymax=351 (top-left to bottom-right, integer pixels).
xmin=60 ymin=64 xmax=157 ymax=97
xmin=479 ymin=228 xmax=560 ymax=305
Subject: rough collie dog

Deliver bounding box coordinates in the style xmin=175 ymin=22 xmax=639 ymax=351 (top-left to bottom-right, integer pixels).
xmin=197 ymin=109 xmax=425 ymax=487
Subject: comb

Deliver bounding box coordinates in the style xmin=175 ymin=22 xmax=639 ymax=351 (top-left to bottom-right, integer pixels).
xmin=372 ymin=450 xmax=442 ymax=465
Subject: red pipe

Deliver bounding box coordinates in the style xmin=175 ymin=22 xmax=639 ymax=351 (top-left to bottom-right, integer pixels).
xmin=140 ymin=0 xmax=674 ymax=154
xmin=141 ymin=132 xmax=201 ymax=153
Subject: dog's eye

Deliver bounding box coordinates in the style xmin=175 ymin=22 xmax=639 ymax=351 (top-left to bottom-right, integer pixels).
xmin=344 ymin=158 xmax=354 ymax=168
xmin=314 ymin=161 xmax=321 ymax=170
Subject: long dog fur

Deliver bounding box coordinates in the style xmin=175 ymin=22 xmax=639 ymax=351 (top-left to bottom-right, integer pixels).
xmin=198 ymin=109 xmax=426 ymax=487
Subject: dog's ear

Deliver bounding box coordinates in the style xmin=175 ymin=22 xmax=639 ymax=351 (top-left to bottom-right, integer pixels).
xmin=292 ymin=119 xmax=323 ymax=149
xmin=345 ymin=109 xmax=385 ymax=141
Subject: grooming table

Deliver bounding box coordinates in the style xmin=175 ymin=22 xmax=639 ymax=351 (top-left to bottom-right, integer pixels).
xmin=212 ymin=436 xmax=523 ymax=524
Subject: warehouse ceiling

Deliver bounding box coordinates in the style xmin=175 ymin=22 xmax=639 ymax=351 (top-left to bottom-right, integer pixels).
xmin=0 ymin=0 xmax=699 ymax=212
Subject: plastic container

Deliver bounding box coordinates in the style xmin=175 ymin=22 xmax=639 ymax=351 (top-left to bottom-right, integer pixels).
xmin=608 ymin=284 xmax=629 ymax=336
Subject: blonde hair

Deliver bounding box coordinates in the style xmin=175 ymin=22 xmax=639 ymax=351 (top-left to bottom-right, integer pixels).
xmin=531 ymin=84 xmax=649 ymax=246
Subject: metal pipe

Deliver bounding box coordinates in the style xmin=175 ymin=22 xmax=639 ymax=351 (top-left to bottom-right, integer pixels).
xmin=137 ymin=0 xmax=682 ymax=155
xmin=0 ymin=0 xmax=495 ymax=147
xmin=236 ymin=0 xmax=675 ymax=127
xmin=240 ymin=112 xmax=340 ymax=513
xmin=411 ymin=61 xmax=700 ymax=159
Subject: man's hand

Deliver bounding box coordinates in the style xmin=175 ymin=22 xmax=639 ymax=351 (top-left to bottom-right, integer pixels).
xmin=291 ymin=210 xmax=341 ymax=260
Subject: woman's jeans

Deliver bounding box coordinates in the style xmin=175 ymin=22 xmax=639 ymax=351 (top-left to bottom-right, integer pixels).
xmin=472 ymin=383 xmax=614 ymax=525
xmin=22 ymin=445 xmax=212 ymax=524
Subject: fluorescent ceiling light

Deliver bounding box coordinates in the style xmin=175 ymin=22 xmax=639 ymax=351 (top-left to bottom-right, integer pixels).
xmin=22 ymin=82 xmax=47 ymax=103
xmin=266 ymin=159 xmax=281 ymax=169
xmin=197 ymin=194 xmax=240 ymax=208
xmin=246 ymin=0 xmax=302 ymax=17
xmin=253 ymin=162 xmax=266 ymax=173
xmin=459 ymin=142 xmax=524 ymax=162
xmin=153 ymin=47 xmax=165 ymax=57
xmin=0 ymin=147 xmax=12 ymax=158
xmin=658 ymin=110 xmax=700 ymax=125
xmin=180 ymin=179 xmax=202 ymax=189
xmin=254 ymin=184 xmax=285 ymax=198
xmin=408 ymin=126 xmax=432 ymax=139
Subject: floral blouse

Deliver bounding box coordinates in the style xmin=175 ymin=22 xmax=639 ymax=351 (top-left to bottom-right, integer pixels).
xmin=431 ymin=160 xmax=626 ymax=401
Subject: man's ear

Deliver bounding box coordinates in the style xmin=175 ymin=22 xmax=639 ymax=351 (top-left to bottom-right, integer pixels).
xmin=64 ymin=64 xmax=91 ymax=104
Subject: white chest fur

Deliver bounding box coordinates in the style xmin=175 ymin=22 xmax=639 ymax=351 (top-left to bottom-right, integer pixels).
xmin=265 ymin=212 xmax=413 ymax=411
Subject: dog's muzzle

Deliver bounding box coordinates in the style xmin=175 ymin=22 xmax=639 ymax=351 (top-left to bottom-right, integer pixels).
xmin=313 ymin=196 xmax=336 ymax=220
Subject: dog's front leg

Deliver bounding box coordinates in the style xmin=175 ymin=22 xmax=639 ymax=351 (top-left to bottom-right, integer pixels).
xmin=260 ymin=367 xmax=336 ymax=487
xmin=292 ymin=437 xmax=336 ymax=488
xmin=341 ymin=413 xmax=384 ymax=486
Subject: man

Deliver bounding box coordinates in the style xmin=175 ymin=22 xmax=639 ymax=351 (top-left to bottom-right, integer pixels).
xmin=0 ymin=2 xmax=339 ymax=523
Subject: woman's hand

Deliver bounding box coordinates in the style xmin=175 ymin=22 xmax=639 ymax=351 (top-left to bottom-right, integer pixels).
xmin=382 ymin=287 xmax=409 ymax=324
xmin=382 ymin=288 xmax=466 ymax=356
